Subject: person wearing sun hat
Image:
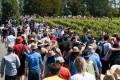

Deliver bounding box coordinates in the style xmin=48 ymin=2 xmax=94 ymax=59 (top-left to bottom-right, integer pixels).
xmin=69 ymin=47 xmax=80 ymax=76
xmin=25 ymin=43 xmax=45 ymax=80
xmin=1 ymin=45 xmax=20 ymax=80
xmin=14 ymin=36 xmax=29 ymax=80
xmin=37 ymin=40 xmax=48 ymax=61
xmin=101 ymin=65 xmax=120 ymax=80
xmin=27 ymin=37 xmax=36 ymax=52
xmin=110 ymin=65 xmax=120 ymax=80
xmin=88 ymin=45 xmax=102 ymax=74
xmin=50 ymin=38 xmax=62 ymax=57
xmin=44 ymin=51 xmax=58 ymax=77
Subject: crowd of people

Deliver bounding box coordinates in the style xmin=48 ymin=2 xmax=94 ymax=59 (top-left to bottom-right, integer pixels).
xmin=0 ymin=18 xmax=120 ymax=80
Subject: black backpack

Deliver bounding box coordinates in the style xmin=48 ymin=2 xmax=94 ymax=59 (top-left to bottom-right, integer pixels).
xmin=95 ymin=42 xmax=106 ymax=58
xmin=8 ymin=27 xmax=15 ymax=36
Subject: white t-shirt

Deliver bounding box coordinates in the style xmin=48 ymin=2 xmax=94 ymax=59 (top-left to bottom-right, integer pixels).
xmin=69 ymin=72 xmax=95 ymax=80
xmin=101 ymin=41 xmax=112 ymax=61
xmin=6 ymin=35 xmax=16 ymax=46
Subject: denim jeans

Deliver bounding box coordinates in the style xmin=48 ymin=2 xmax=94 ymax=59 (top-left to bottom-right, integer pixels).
xmin=28 ymin=70 xmax=40 ymax=80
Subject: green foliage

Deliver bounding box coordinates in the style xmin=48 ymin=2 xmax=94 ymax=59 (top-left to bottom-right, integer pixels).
xmin=108 ymin=8 xmax=119 ymax=17
xmin=34 ymin=18 xmax=120 ymax=37
xmin=1 ymin=0 xmax=20 ymax=24
xmin=24 ymin=0 xmax=61 ymax=16
xmin=85 ymin=0 xmax=110 ymax=17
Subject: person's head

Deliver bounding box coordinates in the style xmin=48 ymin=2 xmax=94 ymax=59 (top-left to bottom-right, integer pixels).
xmin=116 ymin=36 xmax=120 ymax=41
xmin=50 ymin=63 xmax=61 ymax=76
xmin=43 ymin=32 xmax=48 ymax=37
xmin=30 ymin=38 xmax=36 ymax=43
xmin=87 ymin=45 xmax=95 ymax=53
xmin=63 ymin=34 xmax=68 ymax=41
xmin=104 ymin=34 xmax=109 ymax=41
xmin=83 ymin=27 xmax=88 ymax=34
xmin=37 ymin=40 xmax=43 ymax=48
xmin=56 ymin=57 xmax=65 ymax=66
xmin=7 ymin=45 xmax=14 ymax=52
xmin=17 ymin=27 xmax=21 ymax=32
xmin=71 ymin=47 xmax=80 ymax=61
xmin=82 ymin=49 xmax=91 ymax=60
xmin=74 ymin=57 xmax=87 ymax=73
xmin=16 ymin=36 xmax=23 ymax=44
xmin=30 ymin=32 xmax=36 ymax=39
xmin=103 ymin=65 xmax=120 ymax=80
xmin=31 ymin=43 xmax=38 ymax=51
xmin=98 ymin=36 xmax=104 ymax=42
xmin=44 ymin=40 xmax=50 ymax=48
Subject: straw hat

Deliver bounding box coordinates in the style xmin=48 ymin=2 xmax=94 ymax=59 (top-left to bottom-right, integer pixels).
xmin=102 ymin=65 xmax=120 ymax=80
xmin=44 ymin=40 xmax=50 ymax=46
xmin=56 ymin=57 xmax=65 ymax=63
xmin=87 ymin=46 xmax=94 ymax=53
xmin=16 ymin=36 xmax=23 ymax=43
xmin=37 ymin=40 xmax=43 ymax=47
xmin=110 ymin=65 xmax=120 ymax=80
xmin=31 ymin=43 xmax=38 ymax=49
xmin=47 ymin=51 xmax=56 ymax=57
xmin=72 ymin=47 xmax=79 ymax=53
xmin=8 ymin=45 xmax=14 ymax=50
xmin=30 ymin=38 xmax=35 ymax=41
xmin=104 ymin=70 xmax=115 ymax=80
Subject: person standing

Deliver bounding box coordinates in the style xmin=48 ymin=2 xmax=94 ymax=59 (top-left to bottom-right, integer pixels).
xmin=25 ymin=43 xmax=45 ymax=80
xmin=69 ymin=57 xmax=95 ymax=80
xmin=2 ymin=23 xmax=9 ymax=43
xmin=101 ymin=34 xmax=120 ymax=74
xmin=1 ymin=45 xmax=20 ymax=80
xmin=14 ymin=36 xmax=29 ymax=80
xmin=5 ymin=32 xmax=16 ymax=48
xmin=43 ymin=63 xmax=63 ymax=80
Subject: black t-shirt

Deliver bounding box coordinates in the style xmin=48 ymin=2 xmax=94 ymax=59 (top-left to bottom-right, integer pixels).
xmin=2 ymin=27 xmax=8 ymax=36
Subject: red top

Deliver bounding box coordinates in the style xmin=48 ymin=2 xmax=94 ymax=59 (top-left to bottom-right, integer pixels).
xmin=14 ymin=43 xmax=28 ymax=57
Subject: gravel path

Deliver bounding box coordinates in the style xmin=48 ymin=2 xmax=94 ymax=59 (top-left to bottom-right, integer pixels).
xmin=0 ymin=36 xmax=7 ymax=80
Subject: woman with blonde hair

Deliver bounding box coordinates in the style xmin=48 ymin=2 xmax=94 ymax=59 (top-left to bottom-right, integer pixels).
xmin=69 ymin=57 xmax=95 ymax=80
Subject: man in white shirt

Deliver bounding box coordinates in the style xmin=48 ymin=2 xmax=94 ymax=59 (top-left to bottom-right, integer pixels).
xmin=101 ymin=34 xmax=120 ymax=74
xmin=5 ymin=33 xmax=16 ymax=48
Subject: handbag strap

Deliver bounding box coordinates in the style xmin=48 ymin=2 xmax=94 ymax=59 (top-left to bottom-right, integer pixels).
xmin=22 ymin=44 xmax=25 ymax=52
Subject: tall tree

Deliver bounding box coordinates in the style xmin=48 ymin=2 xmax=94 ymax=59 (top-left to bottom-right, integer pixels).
xmin=23 ymin=0 xmax=35 ymax=15
xmin=85 ymin=0 xmax=110 ymax=17
xmin=1 ymin=0 xmax=20 ymax=24
xmin=18 ymin=0 xmax=24 ymax=14
xmin=66 ymin=0 xmax=85 ymax=16
xmin=0 ymin=0 xmax=2 ymax=16
xmin=24 ymin=0 xmax=61 ymax=16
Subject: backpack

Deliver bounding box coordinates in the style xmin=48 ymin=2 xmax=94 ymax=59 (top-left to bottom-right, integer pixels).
xmin=8 ymin=27 xmax=15 ymax=36
xmin=86 ymin=61 xmax=95 ymax=76
xmin=95 ymin=42 xmax=106 ymax=58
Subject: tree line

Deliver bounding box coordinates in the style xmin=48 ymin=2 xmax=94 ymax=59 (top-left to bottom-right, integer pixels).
xmin=0 ymin=0 xmax=120 ymax=23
